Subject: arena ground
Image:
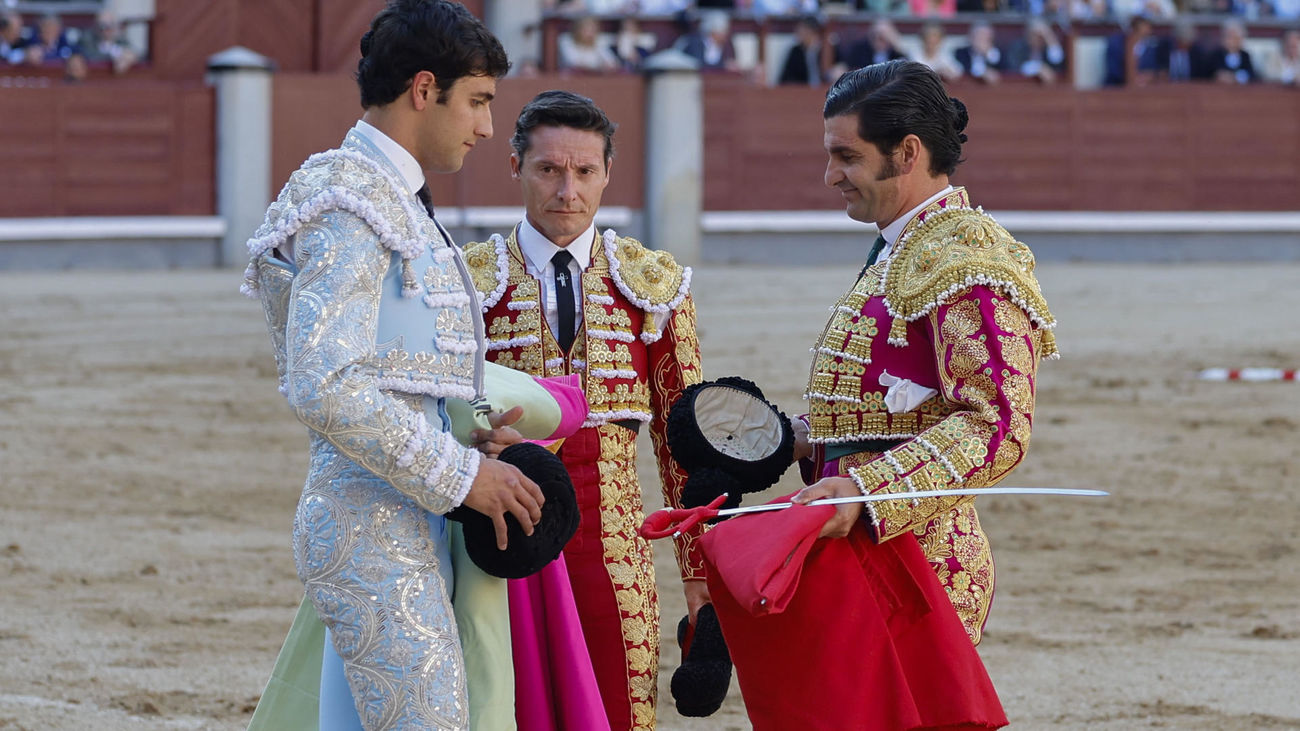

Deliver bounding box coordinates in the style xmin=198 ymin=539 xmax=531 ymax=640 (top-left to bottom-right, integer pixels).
xmin=1 ymin=261 xmax=1297 ymax=730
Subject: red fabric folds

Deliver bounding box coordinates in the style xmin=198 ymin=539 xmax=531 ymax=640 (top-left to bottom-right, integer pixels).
xmin=700 ymin=497 xmax=1007 ymax=731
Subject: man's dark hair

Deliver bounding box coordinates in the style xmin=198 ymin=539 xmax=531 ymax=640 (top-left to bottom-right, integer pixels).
xmin=356 ymin=0 xmax=509 ymax=109
xmin=823 ymin=59 xmax=968 ymax=177
xmin=510 ymin=90 xmax=618 ymax=168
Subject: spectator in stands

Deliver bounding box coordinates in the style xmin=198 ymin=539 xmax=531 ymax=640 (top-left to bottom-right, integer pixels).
xmin=610 ymin=16 xmax=654 ymax=71
xmin=560 ymin=15 xmax=619 ymax=71
xmin=779 ymin=14 xmax=836 ymax=85
xmin=752 ymin=0 xmax=822 ymax=14
xmin=545 ymin=0 xmax=628 ymax=12
xmin=842 ymin=19 xmax=906 ymax=71
xmin=25 ymin=13 xmax=79 ymax=65
xmin=638 ymin=0 xmax=692 ymax=13
xmin=84 ymin=10 xmax=138 ymax=75
xmin=955 ymin=21 xmax=1004 ymax=84
xmin=63 ymin=51 xmax=87 ymax=83
xmin=1005 ymin=18 xmax=1066 ymax=83
xmin=675 ymin=10 xmax=739 ymax=72
xmin=1104 ymin=15 xmax=1159 ymax=85
xmin=915 ymin=22 xmax=962 ymax=81
xmin=1 ymin=10 xmax=25 ymax=65
xmin=911 ymin=0 xmax=959 ymax=16
xmin=1270 ymin=0 xmax=1300 ymax=17
xmin=1069 ymin=0 xmax=1109 ymax=20
xmin=1156 ymin=19 xmax=1212 ymax=81
xmin=1209 ymin=19 xmax=1256 ymax=83
xmin=1112 ymin=0 xmax=1178 ymax=19
xmin=1267 ymin=27 xmax=1299 ymax=83
xmin=583 ymin=0 xmax=634 ymax=11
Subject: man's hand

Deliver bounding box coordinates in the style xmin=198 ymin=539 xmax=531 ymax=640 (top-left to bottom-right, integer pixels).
xmin=791 ymin=417 xmax=813 ymax=463
xmin=684 ymin=579 xmax=711 ymax=625
xmin=460 ymin=457 xmax=544 ymax=550
xmin=470 ymin=406 xmax=525 ymax=458
xmin=791 ymin=476 xmax=863 ymax=539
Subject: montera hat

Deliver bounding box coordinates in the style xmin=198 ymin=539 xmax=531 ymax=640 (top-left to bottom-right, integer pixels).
xmin=666 ymin=376 xmax=794 ymax=506
xmin=446 ymin=442 xmax=579 ymax=579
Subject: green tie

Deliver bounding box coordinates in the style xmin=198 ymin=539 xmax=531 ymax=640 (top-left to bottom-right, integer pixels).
xmin=857 ymin=235 xmax=888 ymax=278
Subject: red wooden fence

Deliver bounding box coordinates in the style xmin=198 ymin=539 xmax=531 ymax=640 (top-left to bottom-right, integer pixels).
xmin=0 ymin=82 xmax=213 ymax=217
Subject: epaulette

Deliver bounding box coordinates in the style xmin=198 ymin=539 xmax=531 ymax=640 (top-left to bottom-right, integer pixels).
xmin=462 ymin=233 xmax=514 ymax=309
xmin=882 ymin=206 xmax=1058 ymax=358
xmin=241 ymin=148 xmax=425 ymax=297
xmin=601 ymin=229 xmax=692 ymax=314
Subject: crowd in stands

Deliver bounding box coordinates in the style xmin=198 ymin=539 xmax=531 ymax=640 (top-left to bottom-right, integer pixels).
xmin=548 ymin=0 xmax=1300 ymax=20
xmin=544 ymin=1 xmax=1299 ymax=86
xmin=0 ymin=9 xmax=138 ymax=82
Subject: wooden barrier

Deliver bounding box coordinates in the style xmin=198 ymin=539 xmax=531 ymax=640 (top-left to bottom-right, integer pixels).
xmin=702 ymin=77 xmax=1300 ymax=211
xmin=0 ymin=81 xmax=213 ymax=217
xmin=2 ymin=73 xmax=1296 ymax=219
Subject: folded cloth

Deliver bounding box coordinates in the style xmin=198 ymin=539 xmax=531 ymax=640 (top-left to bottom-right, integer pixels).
xmin=879 ymin=370 xmax=938 ymax=414
xmin=699 ymin=493 xmax=834 ymax=615
xmin=701 ymin=498 xmax=1007 ymax=731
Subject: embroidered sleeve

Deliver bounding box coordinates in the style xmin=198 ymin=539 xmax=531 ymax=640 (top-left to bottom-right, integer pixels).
xmin=285 ymin=210 xmax=480 ymax=514
xmin=647 ymin=294 xmax=706 ymax=580
xmin=847 ymin=285 xmax=1041 ymax=542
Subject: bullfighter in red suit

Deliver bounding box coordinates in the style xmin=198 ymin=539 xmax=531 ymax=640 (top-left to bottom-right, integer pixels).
xmin=704 ymin=60 xmax=1058 ymax=730
xmin=464 ymin=91 xmax=703 ymax=731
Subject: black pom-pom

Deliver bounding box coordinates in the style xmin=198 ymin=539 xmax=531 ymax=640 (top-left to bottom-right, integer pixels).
xmin=446 ymin=443 xmax=578 ymax=579
xmin=670 ymin=605 xmax=732 ymax=717
xmin=681 ymin=467 xmax=744 ymax=508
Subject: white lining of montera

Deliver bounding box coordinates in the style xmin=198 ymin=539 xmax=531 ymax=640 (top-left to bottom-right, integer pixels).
xmin=694 ymin=386 xmax=785 ymax=461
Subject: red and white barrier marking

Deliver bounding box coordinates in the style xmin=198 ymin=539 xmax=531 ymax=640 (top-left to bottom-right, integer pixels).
xmin=1198 ymin=368 xmax=1298 ymax=382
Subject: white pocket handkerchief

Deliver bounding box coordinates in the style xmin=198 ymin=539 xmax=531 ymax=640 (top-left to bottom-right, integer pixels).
xmin=879 ymin=370 xmax=939 ymax=414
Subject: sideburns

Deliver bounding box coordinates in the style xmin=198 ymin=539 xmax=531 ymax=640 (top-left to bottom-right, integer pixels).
xmin=875 ymin=150 xmax=901 ymax=181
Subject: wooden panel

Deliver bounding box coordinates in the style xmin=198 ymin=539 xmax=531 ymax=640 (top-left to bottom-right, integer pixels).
xmin=151 ymin=0 xmax=240 ymax=81
xmin=703 ymin=83 xmax=1300 ymax=212
xmin=237 ymin=0 xmax=317 ymax=73
xmin=0 ymin=82 xmax=214 ymax=217
xmin=317 ymin=0 xmax=386 ymax=74
xmin=271 ymin=73 xmax=363 ymax=193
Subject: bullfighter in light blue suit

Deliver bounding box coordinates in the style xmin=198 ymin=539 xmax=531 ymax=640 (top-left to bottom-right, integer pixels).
xmin=240 ymin=2 xmax=544 ymax=728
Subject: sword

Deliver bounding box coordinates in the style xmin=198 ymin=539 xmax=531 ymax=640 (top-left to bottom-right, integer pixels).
xmin=639 ymin=487 xmax=1109 ymax=540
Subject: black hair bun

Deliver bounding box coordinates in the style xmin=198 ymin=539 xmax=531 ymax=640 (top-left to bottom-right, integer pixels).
xmin=949 ymin=96 xmax=969 ymax=143
xmin=446 ymin=443 xmax=579 ymax=579
xmin=359 ymin=29 xmax=373 ymax=58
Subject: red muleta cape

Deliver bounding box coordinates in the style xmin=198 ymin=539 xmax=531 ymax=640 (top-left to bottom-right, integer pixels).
xmin=700 ymin=497 xmax=1008 ymax=731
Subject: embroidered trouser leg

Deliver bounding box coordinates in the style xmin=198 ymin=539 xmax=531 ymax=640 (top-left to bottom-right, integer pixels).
xmin=295 ymin=455 xmax=467 ymax=731
xmin=559 ymin=425 xmax=660 ymax=731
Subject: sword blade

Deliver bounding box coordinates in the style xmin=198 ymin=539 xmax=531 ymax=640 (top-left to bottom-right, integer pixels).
xmin=715 ymin=487 xmax=1109 ymax=518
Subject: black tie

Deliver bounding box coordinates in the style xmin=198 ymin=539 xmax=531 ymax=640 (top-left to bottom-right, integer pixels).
xmin=415 ymin=184 xmax=435 ymax=218
xmin=551 ymin=249 xmax=576 ymax=352
xmin=857 ymin=235 xmax=888 ymax=278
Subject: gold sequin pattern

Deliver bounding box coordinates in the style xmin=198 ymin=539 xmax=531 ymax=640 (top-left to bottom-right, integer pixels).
xmin=596 ymin=424 xmax=660 ymax=729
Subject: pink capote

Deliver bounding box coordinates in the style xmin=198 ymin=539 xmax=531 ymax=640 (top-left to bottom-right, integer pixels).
xmin=509 ymin=374 xmax=610 ymax=731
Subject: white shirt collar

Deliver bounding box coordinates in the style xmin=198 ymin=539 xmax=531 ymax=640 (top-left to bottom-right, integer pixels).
xmin=517 ymin=216 xmax=596 ymax=274
xmin=353 ymin=119 xmax=425 ymax=196
xmin=879 ymin=185 xmax=955 ymax=249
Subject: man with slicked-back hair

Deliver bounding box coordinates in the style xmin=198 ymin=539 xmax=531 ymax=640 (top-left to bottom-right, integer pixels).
xmin=464 ymin=90 xmax=704 ymax=731
xmin=705 ymin=60 xmax=1058 ymax=729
